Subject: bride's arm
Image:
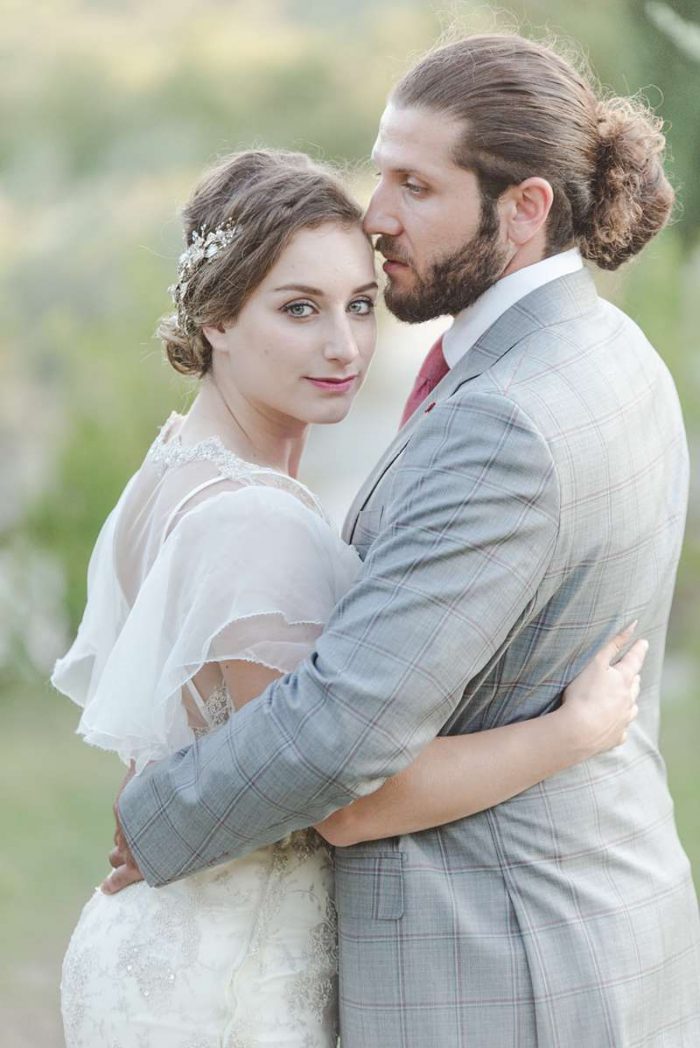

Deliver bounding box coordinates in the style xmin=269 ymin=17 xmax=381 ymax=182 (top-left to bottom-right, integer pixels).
xmin=217 ymin=627 xmax=645 ymax=846
xmin=314 ymin=626 xmax=646 ymax=847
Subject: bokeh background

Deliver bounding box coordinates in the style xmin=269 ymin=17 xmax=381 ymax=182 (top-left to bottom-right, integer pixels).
xmin=2 ymin=1 xmax=699 ymax=1043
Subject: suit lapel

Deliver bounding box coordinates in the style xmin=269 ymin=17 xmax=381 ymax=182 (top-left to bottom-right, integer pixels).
xmin=342 ymin=268 xmax=599 ymax=543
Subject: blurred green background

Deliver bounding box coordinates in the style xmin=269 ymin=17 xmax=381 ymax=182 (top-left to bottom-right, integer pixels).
xmin=2 ymin=1 xmax=699 ymax=1043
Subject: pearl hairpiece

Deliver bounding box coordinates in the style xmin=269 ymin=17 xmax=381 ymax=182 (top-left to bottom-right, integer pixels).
xmin=168 ymin=222 xmax=239 ymax=336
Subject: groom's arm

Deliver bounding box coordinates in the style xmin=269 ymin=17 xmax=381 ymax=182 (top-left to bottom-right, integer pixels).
xmin=119 ymin=392 xmax=560 ymax=886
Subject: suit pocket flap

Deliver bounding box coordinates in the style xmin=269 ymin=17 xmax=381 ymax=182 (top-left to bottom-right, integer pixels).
xmin=334 ymin=851 xmax=404 ymax=921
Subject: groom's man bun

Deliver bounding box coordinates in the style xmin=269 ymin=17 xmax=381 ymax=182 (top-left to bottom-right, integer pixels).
xmin=586 ymin=95 xmax=672 ymax=270
xmin=393 ymin=35 xmax=674 ymax=270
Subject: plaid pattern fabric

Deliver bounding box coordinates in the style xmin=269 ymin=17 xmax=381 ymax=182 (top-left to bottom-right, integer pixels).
xmin=121 ymin=269 xmax=700 ymax=1046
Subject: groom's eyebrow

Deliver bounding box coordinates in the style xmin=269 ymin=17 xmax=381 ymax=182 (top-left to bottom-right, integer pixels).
xmin=273 ymin=282 xmax=379 ymax=295
xmin=372 ymin=151 xmax=435 ymax=182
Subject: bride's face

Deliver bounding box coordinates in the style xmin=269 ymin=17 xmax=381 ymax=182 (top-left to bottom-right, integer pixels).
xmin=205 ymin=222 xmax=378 ymax=428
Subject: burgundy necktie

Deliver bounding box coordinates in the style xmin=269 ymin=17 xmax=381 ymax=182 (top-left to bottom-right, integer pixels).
xmin=399 ymin=336 xmax=449 ymax=428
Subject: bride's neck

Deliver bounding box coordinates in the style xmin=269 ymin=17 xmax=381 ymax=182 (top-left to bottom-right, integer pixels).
xmin=181 ymin=376 xmax=308 ymax=478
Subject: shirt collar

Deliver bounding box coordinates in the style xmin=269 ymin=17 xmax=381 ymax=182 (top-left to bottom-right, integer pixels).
xmin=442 ymin=248 xmax=584 ymax=369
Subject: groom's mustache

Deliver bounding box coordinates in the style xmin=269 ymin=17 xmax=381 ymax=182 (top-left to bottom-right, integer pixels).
xmin=375 ymin=236 xmax=412 ymax=267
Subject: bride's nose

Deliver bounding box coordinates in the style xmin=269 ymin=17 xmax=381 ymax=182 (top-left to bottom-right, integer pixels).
xmin=323 ymin=316 xmax=360 ymax=364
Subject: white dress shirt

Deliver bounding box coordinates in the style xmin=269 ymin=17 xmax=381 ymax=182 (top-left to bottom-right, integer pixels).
xmin=441 ymin=248 xmax=584 ymax=369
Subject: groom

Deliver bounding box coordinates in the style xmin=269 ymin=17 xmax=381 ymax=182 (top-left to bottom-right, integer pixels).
xmin=113 ymin=35 xmax=700 ymax=1046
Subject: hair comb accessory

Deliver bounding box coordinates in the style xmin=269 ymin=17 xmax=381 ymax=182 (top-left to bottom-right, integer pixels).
xmin=168 ymin=222 xmax=239 ymax=334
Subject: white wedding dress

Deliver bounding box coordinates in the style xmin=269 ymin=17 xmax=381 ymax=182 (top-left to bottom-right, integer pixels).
xmin=52 ymin=413 xmax=362 ymax=1048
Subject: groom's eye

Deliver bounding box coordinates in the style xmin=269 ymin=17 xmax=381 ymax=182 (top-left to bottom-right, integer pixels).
xmin=403 ymin=181 xmax=426 ymax=195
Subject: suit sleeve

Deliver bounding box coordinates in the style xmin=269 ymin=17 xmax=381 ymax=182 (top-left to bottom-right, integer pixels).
xmin=119 ymin=392 xmax=561 ymax=885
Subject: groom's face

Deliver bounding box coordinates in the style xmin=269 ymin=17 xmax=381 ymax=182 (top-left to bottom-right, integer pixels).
xmin=365 ymin=103 xmax=510 ymax=321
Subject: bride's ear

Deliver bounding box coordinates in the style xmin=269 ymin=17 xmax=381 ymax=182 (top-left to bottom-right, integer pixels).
xmin=201 ymin=322 xmax=229 ymax=352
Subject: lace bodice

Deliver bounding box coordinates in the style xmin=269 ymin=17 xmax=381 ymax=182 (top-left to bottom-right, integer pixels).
xmin=147 ymin=414 xmax=332 ymax=525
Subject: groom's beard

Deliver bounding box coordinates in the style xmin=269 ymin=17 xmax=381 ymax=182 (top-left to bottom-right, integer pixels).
xmin=378 ymin=199 xmax=509 ymax=323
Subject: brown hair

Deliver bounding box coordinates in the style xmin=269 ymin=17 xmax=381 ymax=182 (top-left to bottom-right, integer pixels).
xmin=159 ymin=150 xmax=363 ymax=377
xmin=392 ymin=35 xmax=674 ymax=270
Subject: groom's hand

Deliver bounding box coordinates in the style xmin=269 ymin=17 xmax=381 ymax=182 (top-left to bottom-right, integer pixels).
xmin=100 ymin=762 xmax=145 ymax=894
xmin=101 ymin=822 xmax=144 ymax=894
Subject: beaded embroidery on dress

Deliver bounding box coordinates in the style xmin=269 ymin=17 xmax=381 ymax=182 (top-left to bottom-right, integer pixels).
xmin=54 ymin=414 xmax=361 ymax=1047
xmin=147 ymin=420 xmax=332 ymax=523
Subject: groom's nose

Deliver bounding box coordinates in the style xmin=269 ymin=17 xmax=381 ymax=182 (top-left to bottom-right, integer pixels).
xmin=363 ymin=185 xmax=402 ymax=238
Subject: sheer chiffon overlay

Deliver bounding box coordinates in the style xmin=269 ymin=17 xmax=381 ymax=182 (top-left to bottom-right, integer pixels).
xmin=52 ymin=413 xmax=361 ymax=1047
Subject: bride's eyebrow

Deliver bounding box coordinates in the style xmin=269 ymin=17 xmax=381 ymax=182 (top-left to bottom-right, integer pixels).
xmin=273 ymin=281 xmax=379 ymax=295
xmin=273 ymin=284 xmax=325 ymax=295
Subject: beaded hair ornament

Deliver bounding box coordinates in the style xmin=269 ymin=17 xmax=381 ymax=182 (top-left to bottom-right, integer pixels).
xmin=168 ymin=222 xmax=239 ymax=336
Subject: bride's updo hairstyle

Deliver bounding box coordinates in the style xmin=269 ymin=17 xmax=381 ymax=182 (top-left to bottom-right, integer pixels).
xmin=392 ymin=35 xmax=674 ymax=270
xmin=159 ymin=150 xmax=363 ymax=377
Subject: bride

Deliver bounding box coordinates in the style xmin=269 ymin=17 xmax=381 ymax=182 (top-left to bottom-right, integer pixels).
xmin=52 ymin=149 xmax=644 ymax=1047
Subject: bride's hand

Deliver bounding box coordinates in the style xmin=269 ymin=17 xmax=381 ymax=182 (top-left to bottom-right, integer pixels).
xmin=560 ymin=623 xmax=647 ymax=760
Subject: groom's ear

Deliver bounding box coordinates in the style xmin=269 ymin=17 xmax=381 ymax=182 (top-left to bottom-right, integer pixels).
xmin=499 ymin=177 xmax=554 ymax=248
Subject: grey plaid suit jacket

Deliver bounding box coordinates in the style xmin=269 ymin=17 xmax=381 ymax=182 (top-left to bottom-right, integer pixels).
xmin=121 ymin=269 xmax=700 ymax=1046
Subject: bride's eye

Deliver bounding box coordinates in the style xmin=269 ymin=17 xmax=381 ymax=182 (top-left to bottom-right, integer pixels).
xmin=283 ymin=301 xmax=316 ymax=318
xmin=347 ymin=297 xmax=375 ymax=315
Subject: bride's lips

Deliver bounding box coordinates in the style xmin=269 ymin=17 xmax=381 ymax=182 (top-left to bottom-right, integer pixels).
xmin=305 ymin=375 xmax=359 ymax=393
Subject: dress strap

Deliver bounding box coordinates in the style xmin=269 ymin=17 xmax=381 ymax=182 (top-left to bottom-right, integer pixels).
xmin=160 ymin=475 xmax=231 ymax=546
xmin=184 ymin=678 xmax=209 ymax=720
